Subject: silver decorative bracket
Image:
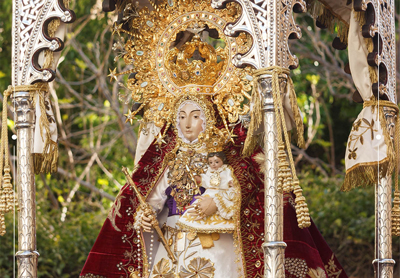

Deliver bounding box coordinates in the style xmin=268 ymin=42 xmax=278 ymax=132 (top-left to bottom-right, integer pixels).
xmin=212 ymin=0 xmax=305 ymax=69
xmin=12 ymin=0 xmax=75 ymax=86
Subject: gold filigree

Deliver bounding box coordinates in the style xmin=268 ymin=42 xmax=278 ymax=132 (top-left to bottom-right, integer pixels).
xmin=165 ymin=22 xmax=227 ymax=87
xmin=167 ymin=148 xmax=207 ymax=211
xmin=111 ymin=0 xmax=253 ymax=137
xmin=181 ymin=210 xmax=234 ymax=226
xmin=128 ymin=266 xmax=140 ymax=278
xmin=151 ymin=258 xmax=176 ymax=278
xmin=179 ymin=257 xmax=215 ymax=278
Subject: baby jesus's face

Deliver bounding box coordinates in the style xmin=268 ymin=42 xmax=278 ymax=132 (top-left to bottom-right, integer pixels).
xmin=208 ymin=156 xmax=224 ymax=170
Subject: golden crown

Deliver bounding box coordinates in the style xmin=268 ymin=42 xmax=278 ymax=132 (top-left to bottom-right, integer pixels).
xmin=165 ymin=22 xmax=227 ymax=87
xmin=110 ymin=0 xmax=254 ymax=140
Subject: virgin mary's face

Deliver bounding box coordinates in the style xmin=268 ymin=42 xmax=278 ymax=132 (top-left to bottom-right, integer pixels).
xmin=178 ymin=103 xmax=204 ymax=143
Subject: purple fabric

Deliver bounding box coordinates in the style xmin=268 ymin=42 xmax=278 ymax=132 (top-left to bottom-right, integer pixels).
xmin=165 ymin=186 xmax=205 ymax=216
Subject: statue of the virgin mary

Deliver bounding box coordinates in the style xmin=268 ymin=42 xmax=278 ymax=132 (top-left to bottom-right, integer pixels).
xmin=80 ymin=1 xmax=348 ymax=277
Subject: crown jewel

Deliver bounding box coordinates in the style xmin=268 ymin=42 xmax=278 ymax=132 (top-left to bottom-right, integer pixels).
xmin=165 ymin=22 xmax=227 ymax=87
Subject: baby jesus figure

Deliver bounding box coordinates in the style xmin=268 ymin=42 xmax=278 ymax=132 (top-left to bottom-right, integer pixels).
xmin=177 ymin=151 xmax=238 ymax=233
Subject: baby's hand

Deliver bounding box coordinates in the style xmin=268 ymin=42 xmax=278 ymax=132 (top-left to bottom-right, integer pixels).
xmin=194 ymin=175 xmax=202 ymax=184
xmin=228 ymin=180 xmax=233 ymax=187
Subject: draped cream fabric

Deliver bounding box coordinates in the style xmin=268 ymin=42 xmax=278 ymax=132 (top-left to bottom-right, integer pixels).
xmin=342 ymin=10 xmax=388 ymax=190
xmin=32 ymin=23 xmax=67 ymax=173
xmin=317 ymin=0 xmax=352 ymax=23
xmin=33 ymin=94 xmax=58 ymax=155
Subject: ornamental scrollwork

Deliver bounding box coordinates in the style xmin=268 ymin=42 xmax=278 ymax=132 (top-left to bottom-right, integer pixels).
xmin=354 ymin=0 xmax=397 ymax=103
xmin=211 ymin=0 xmax=305 ymax=69
xmin=12 ymin=0 xmax=75 ymax=85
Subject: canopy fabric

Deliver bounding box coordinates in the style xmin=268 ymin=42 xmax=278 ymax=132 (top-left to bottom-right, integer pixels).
xmin=342 ymin=8 xmax=396 ymax=190
xmin=312 ymin=0 xmax=352 ymax=24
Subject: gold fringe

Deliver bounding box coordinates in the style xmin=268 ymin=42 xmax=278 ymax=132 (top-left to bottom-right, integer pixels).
xmin=393 ymin=101 xmax=400 ymax=236
xmin=342 ymin=99 xmax=400 ymax=236
xmin=354 ymin=10 xmax=366 ymax=26
xmin=392 ymin=191 xmax=400 ymax=236
xmin=341 ymin=158 xmax=390 ymax=191
xmin=33 ymin=140 xmax=59 ymax=174
xmin=305 ymin=0 xmax=349 ymax=44
xmin=306 ymin=0 xmax=324 ymax=19
xmin=242 ymin=79 xmax=262 ymax=156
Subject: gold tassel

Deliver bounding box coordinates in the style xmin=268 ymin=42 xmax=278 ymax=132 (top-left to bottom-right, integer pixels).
xmin=392 ymin=192 xmax=400 ymax=236
xmin=392 ymin=102 xmax=400 ymax=236
xmin=254 ymin=66 xmax=310 ymax=229
xmin=0 ymin=86 xmax=17 ymax=236
xmin=288 ymin=78 xmax=305 ymax=149
xmin=0 ymin=166 xmax=16 ymax=236
xmin=293 ymin=178 xmax=311 ymax=228
xmin=242 ymin=78 xmax=262 ymax=156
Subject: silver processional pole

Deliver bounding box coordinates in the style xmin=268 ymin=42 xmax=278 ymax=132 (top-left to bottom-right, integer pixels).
xmin=9 ymin=1 xmax=74 ymax=277
xmin=212 ymin=0 xmax=306 ymax=277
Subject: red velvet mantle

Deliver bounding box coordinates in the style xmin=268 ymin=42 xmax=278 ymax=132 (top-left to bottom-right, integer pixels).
xmin=80 ymin=124 xmax=348 ymax=278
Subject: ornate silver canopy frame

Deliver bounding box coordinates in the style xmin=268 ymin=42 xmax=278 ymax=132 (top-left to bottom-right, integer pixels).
xmin=9 ymin=1 xmax=75 ymax=277
xmin=212 ymin=0 xmax=397 ymax=277
xmin=212 ymin=0 xmax=306 ymax=276
xmin=4 ymin=0 xmax=397 ymax=277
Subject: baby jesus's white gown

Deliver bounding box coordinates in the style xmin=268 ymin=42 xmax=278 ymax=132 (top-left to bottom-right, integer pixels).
xmin=178 ymin=164 xmax=238 ymax=232
xmin=147 ymin=164 xmax=243 ymax=278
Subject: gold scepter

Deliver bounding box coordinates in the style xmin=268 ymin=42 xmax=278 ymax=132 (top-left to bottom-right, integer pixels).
xmin=122 ymin=167 xmax=177 ymax=264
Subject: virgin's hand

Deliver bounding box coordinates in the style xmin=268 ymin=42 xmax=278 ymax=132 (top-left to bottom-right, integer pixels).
xmin=141 ymin=214 xmax=153 ymax=232
xmin=187 ymin=196 xmax=217 ymax=220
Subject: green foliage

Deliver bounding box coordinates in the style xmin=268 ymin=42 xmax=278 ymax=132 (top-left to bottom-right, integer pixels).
xmin=0 ymin=200 xmax=104 ymax=277
xmin=301 ymin=171 xmax=375 ymax=243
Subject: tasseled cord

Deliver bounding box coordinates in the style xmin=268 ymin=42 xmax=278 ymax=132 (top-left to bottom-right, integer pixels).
xmin=252 ymin=66 xmax=311 ymax=229
xmin=0 ymin=83 xmax=55 ymax=236
xmin=392 ymin=103 xmax=400 ymax=236
xmin=0 ymin=86 xmax=17 ymax=236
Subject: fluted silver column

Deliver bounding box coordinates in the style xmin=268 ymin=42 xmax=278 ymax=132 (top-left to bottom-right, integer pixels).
xmin=373 ymin=107 xmax=396 ymax=278
xmin=12 ymin=91 xmax=39 ymax=278
xmin=260 ymin=75 xmax=286 ymax=278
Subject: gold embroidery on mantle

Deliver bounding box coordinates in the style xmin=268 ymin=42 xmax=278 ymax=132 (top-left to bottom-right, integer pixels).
xmin=107 ymin=189 xmax=125 ymax=232
xmin=308 ymin=267 xmax=327 ymax=278
xmin=128 ymin=266 xmax=140 ymax=278
xmin=324 ymin=254 xmax=342 ymax=278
